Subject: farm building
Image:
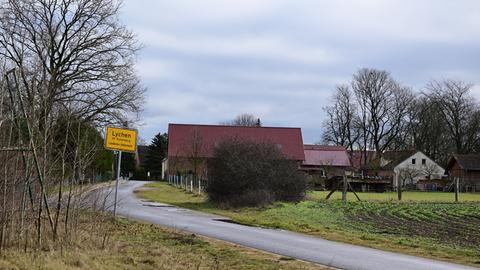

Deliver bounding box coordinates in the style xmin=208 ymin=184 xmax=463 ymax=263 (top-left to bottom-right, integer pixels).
xmin=366 ymin=150 xmax=445 ymax=190
xmin=166 ymin=123 xmax=305 ymax=178
xmin=446 ymin=154 xmax=480 ymax=192
xmin=300 ymin=145 xmax=351 ymax=190
xmin=348 ymin=150 xmax=377 ymax=173
xmin=301 ymin=145 xmax=351 ymax=176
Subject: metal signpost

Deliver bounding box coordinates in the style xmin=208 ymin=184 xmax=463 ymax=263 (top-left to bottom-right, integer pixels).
xmin=104 ymin=126 xmax=138 ymax=217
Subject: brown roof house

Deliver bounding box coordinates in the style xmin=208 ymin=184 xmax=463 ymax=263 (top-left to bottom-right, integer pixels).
xmin=166 ymin=123 xmax=305 ymax=179
xmin=367 ymin=150 xmax=445 ymax=190
xmin=446 ymin=154 xmax=480 ymax=192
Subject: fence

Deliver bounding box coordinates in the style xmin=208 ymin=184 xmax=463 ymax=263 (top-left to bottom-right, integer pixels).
xmin=167 ymin=174 xmax=207 ymax=195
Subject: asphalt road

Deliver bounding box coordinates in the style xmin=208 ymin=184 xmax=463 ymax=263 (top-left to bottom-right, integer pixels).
xmin=101 ymin=180 xmax=478 ymax=270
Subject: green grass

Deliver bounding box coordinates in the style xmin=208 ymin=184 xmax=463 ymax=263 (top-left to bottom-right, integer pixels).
xmin=0 ymin=213 xmax=325 ymax=270
xmin=308 ymin=190 xmax=480 ymax=202
xmin=138 ymin=182 xmax=480 ymax=267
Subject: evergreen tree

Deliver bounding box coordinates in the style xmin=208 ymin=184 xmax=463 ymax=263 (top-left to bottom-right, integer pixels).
xmin=145 ymin=133 xmax=168 ymax=179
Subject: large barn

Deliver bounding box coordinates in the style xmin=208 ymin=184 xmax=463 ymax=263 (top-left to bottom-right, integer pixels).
xmin=166 ymin=123 xmax=305 ymax=178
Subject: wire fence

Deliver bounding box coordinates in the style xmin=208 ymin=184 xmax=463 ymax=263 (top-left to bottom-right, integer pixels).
xmin=167 ymin=174 xmax=207 ymax=195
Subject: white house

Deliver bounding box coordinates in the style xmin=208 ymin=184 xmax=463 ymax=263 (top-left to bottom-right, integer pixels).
xmin=379 ymin=151 xmax=445 ymax=188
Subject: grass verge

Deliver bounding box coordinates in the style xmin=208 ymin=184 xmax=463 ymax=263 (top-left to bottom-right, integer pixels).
xmin=309 ymin=190 xmax=480 ymax=202
xmin=0 ymin=212 xmax=327 ymax=270
xmin=138 ymin=181 xmax=480 ymax=267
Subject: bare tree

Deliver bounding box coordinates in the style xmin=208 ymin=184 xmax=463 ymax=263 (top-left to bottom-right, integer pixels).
xmin=184 ymin=128 xmax=206 ymax=181
xmin=0 ymin=0 xmax=143 ymax=251
xmin=423 ymin=162 xmax=441 ymax=180
xmin=0 ymin=0 xmax=144 ymax=125
xmin=426 ymin=79 xmax=479 ymax=154
xmin=407 ymin=97 xmax=449 ymax=163
xmin=352 ymin=68 xmax=415 ymax=154
xmin=398 ymin=166 xmax=423 ymax=187
xmin=322 ymin=85 xmax=359 ymax=150
xmin=222 ymin=113 xmax=261 ymax=127
xmin=323 ymin=68 xmax=415 ymax=169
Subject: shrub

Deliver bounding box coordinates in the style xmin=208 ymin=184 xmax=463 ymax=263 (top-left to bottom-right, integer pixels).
xmin=132 ymin=167 xmax=147 ymax=180
xmin=206 ymin=138 xmax=306 ymax=207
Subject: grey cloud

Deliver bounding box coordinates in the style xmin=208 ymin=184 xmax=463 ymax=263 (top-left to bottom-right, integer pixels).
xmin=123 ymin=0 xmax=480 ymax=144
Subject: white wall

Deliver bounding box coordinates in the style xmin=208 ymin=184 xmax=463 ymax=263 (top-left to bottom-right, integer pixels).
xmin=392 ymin=152 xmax=444 ymax=187
xmin=161 ymin=158 xmax=168 ymax=180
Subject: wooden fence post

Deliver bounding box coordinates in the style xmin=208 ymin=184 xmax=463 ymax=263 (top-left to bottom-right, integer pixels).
xmin=397 ymin=176 xmax=402 ymax=201
xmin=342 ymin=175 xmax=347 ymax=205
xmin=455 ymin=177 xmax=459 ymax=202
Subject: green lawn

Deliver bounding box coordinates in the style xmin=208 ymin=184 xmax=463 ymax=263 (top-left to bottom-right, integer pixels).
xmin=0 ymin=212 xmax=325 ymax=270
xmin=309 ymin=190 xmax=480 ymax=202
xmin=138 ymin=182 xmax=480 ymax=267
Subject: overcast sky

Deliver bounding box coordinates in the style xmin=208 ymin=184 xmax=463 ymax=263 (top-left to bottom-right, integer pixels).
xmin=121 ymin=0 xmax=480 ymax=144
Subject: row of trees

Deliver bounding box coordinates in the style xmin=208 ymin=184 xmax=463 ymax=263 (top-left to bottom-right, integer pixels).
xmin=0 ymin=0 xmax=143 ymax=250
xmin=322 ymin=68 xmax=480 ymax=166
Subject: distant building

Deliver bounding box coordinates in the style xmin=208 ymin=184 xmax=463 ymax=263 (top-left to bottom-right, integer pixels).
xmin=366 ymin=150 xmax=445 ymax=190
xmin=301 ymin=145 xmax=350 ymax=177
xmin=348 ymin=150 xmax=377 ymax=173
xmin=446 ymin=154 xmax=480 ymax=192
xmin=166 ymin=123 xmax=305 ymax=178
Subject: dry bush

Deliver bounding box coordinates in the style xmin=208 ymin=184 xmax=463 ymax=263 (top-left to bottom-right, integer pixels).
xmin=206 ymin=138 xmax=306 ymax=207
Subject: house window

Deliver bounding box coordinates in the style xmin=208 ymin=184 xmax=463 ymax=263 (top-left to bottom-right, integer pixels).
xmin=422 ymin=159 xmax=426 ymax=165
xmin=412 ymin=158 xmax=416 ymax=165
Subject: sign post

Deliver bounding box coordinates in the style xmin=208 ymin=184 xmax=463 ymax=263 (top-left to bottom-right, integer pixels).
xmin=104 ymin=126 xmax=138 ymax=217
xmin=114 ymin=150 xmax=122 ymax=216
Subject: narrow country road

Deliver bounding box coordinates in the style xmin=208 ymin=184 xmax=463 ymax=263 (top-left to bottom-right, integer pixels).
xmin=102 ymin=180 xmax=478 ymax=270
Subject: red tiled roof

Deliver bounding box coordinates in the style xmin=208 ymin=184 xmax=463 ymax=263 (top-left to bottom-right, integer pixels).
xmin=349 ymin=150 xmax=377 ymax=169
xmin=302 ymin=144 xmax=351 ymax=167
xmin=167 ymin=124 xmax=305 ymax=160
xmin=304 ymin=145 xmax=347 ymax=151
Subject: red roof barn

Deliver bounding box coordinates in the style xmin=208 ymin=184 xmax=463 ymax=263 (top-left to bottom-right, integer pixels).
xmin=302 ymin=145 xmax=351 ymax=167
xmin=167 ymin=123 xmax=305 ymax=160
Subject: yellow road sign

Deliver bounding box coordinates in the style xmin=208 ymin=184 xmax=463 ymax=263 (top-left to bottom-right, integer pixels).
xmin=104 ymin=127 xmax=138 ymax=153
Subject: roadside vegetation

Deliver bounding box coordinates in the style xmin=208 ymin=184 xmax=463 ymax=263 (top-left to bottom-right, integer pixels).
xmin=0 ymin=211 xmax=325 ymax=270
xmin=207 ymin=138 xmax=306 ymax=207
xmin=0 ymin=0 xmax=144 ymax=254
xmin=139 ymin=182 xmax=480 ymax=267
